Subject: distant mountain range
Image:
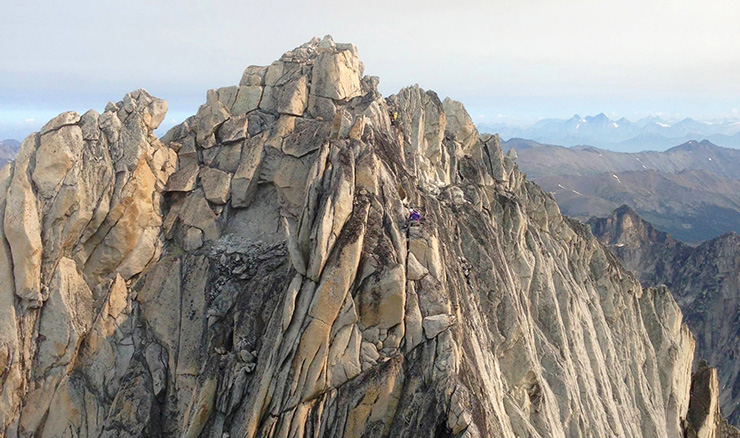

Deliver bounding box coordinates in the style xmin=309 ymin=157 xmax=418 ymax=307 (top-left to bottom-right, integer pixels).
xmin=504 ymin=139 xmax=740 ymax=243
xmin=482 ymin=114 xmax=740 ymax=151
xmin=0 ymin=139 xmax=20 ymax=166
xmin=506 ymin=138 xmax=740 ymax=179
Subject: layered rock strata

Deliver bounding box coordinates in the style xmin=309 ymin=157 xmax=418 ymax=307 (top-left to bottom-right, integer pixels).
xmin=0 ymin=36 xmax=720 ymax=437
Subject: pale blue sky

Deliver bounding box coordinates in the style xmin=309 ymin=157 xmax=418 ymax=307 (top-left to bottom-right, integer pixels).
xmin=2 ymin=0 xmax=739 ymax=140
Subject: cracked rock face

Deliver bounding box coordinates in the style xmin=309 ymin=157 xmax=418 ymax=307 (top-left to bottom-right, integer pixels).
xmin=589 ymin=205 xmax=740 ymax=431
xmin=0 ymin=88 xmax=176 ymax=436
xmin=685 ymin=364 xmax=740 ymax=438
xmin=0 ymin=35 xmax=722 ymax=437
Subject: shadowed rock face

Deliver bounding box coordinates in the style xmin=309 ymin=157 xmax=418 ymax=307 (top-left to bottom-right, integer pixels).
xmin=0 ymin=36 xmax=724 ymax=437
xmin=685 ymin=364 xmax=740 ymax=438
xmin=589 ymin=205 xmax=740 ymax=429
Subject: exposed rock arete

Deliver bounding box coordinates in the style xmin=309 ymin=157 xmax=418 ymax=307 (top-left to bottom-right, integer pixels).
xmin=0 ymin=36 xmax=727 ymax=437
xmin=589 ymin=205 xmax=740 ymax=428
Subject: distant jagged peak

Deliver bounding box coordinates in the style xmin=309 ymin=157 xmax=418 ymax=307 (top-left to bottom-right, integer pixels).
xmin=665 ymin=138 xmax=726 ymax=153
xmin=613 ymin=203 xmax=639 ymax=217
xmin=0 ymin=139 xmax=21 ymax=150
xmin=588 ymin=204 xmax=676 ymax=247
xmin=0 ymin=139 xmax=20 ymax=166
xmin=591 ymin=202 xmax=740 ymax=253
xmin=586 ymin=112 xmax=610 ymax=122
xmin=698 ymin=229 xmax=740 ymax=250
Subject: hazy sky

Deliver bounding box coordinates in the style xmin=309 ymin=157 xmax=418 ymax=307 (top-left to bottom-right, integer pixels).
xmin=2 ymin=0 xmax=740 ymax=140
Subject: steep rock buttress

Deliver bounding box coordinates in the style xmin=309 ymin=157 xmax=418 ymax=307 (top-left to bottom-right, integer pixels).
xmin=0 ymin=36 xmax=723 ymax=437
xmin=589 ymin=205 xmax=740 ymax=429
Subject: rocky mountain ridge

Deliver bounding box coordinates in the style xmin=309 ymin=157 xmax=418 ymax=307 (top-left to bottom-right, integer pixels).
xmin=484 ymin=114 xmax=740 ymax=151
xmin=0 ymin=36 xmax=732 ymax=437
xmin=0 ymin=140 xmax=19 ymax=167
xmin=589 ymin=205 xmax=740 ymax=428
xmin=503 ymin=139 xmax=740 ymax=180
xmin=504 ymin=139 xmax=740 ymax=243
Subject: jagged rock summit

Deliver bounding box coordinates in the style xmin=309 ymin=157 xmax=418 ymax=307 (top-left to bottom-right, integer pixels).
xmin=0 ymin=35 xmax=733 ymax=437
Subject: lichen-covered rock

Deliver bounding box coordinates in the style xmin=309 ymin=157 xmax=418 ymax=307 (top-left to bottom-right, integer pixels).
xmin=390 ymin=85 xmax=450 ymax=186
xmin=166 ymin=163 xmax=199 ymax=192
xmin=0 ymin=37 xmax=729 ymax=438
xmin=35 ymin=257 xmax=94 ymax=375
xmin=33 ymin=123 xmax=84 ymax=197
xmin=442 ymin=97 xmax=478 ymax=153
xmin=277 ymin=75 xmax=309 ymax=116
xmin=217 ymin=114 xmax=248 ymax=144
xmin=4 ymin=137 xmax=43 ymax=303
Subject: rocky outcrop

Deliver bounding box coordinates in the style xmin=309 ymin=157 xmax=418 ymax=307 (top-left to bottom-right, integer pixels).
xmin=0 ymin=89 xmax=175 ymax=435
xmin=0 ymin=36 xmax=714 ymax=437
xmin=685 ymin=363 xmax=740 ymax=438
xmin=589 ymin=205 xmax=740 ymax=429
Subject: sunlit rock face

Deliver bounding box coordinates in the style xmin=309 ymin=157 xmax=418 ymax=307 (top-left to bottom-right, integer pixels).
xmin=0 ymin=36 xmax=730 ymax=438
xmin=590 ymin=205 xmax=740 ymax=430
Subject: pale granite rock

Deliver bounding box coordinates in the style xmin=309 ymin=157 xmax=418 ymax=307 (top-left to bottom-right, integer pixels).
xmin=311 ymin=36 xmax=363 ymax=101
xmin=166 ymin=163 xmax=199 ymax=192
xmin=0 ymin=37 xmax=731 ymax=438
xmin=4 ymin=140 xmax=44 ymax=302
xmin=200 ymin=167 xmax=232 ymax=204
xmin=590 ymin=206 xmax=740 ymax=429
xmin=277 ymin=75 xmax=308 ymax=116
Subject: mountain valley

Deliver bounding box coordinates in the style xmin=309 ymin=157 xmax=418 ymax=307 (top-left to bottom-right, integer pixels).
xmin=505 ymin=139 xmax=740 ymax=244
